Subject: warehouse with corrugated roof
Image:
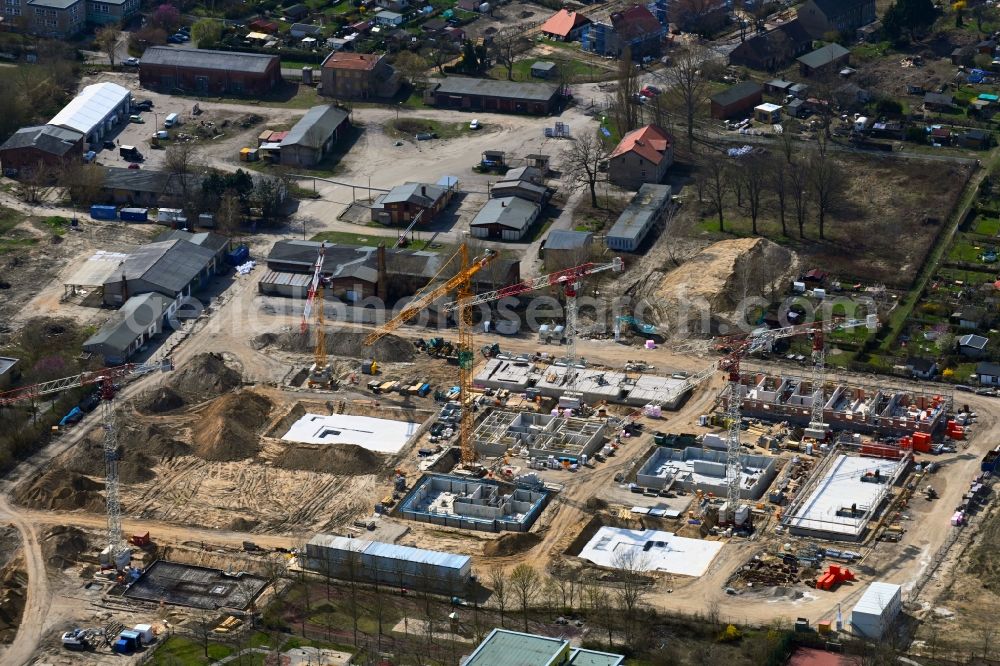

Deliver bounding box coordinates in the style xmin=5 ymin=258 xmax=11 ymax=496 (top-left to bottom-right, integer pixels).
xmin=47 ymin=82 xmax=132 ymax=146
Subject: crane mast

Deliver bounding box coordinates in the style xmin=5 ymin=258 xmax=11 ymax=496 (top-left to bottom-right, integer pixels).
xmin=305 ymin=243 xmax=333 ymax=388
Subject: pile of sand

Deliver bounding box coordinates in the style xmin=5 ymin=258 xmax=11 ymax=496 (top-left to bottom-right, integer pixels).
xmin=648 ymin=238 xmax=796 ymax=334
xmin=483 ymin=532 xmax=541 ymax=557
xmin=62 ymin=423 xmax=190 ymax=484
xmin=167 ymin=353 xmax=242 ymax=403
xmin=0 ymin=558 xmax=25 ymax=643
xmin=192 ymin=390 xmax=273 ymax=462
xmin=272 ymin=442 xmax=384 ymax=475
xmin=40 ymin=526 xmax=88 ymax=569
xmin=13 ymin=470 xmax=105 ymax=512
xmin=255 ymin=330 xmax=416 ymax=363
xmin=136 ymin=387 xmax=185 ymax=414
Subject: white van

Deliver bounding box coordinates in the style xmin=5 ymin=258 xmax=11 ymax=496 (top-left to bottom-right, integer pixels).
xmin=163 ymin=113 xmax=179 ymax=128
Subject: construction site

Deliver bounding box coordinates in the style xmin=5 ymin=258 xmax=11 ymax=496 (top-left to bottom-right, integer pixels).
xmin=0 ymin=226 xmax=996 ymax=665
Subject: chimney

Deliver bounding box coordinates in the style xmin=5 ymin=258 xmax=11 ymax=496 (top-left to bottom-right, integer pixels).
xmin=421 ymin=185 xmax=427 ymax=197
xmin=501 ymin=201 xmax=506 ymax=207
xmin=376 ymin=242 xmax=387 ymax=302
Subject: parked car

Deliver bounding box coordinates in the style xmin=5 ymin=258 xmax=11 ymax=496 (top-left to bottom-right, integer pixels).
xmin=102 ymin=139 xmax=116 ymax=150
xmin=167 ymin=35 xmax=183 ymax=43
xmin=124 ymin=57 xmax=139 ymax=66
xmin=129 ymin=115 xmax=144 ymax=124
xmin=469 ymin=119 xmax=480 ymax=130
xmin=136 ymin=99 xmax=154 ymax=111
xmin=128 ymin=163 xmax=141 ymax=169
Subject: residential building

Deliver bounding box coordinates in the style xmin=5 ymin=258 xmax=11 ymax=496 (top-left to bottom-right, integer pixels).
xmin=101 ymin=239 xmax=221 ymax=306
xmin=23 ymin=0 xmax=84 ymax=38
xmin=797 ymin=43 xmax=850 ymax=77
xmin=320 ymin=52 xmax=400 ymax=100
xmin=540 ymin=8 xmax=591 ymax=41
xmin=279 ymin=104 xmax=349 ymax=168
xmin=606 ymin=184 xmax=671 ymax=252
xmin=0 ymin=125 xmax=83 ymax=176
xmin=582 ymin=5 xmax=666 ymax=59
xmin=531 ymin=61 xmax=557 ymax=79
xmin=797 ymin=0 xmax=876 ymax=40
xmin=728 ymin=20 xmax=813 ymax=71
xmin=976 ymin=361 xmax=1000 ymax=386
xmin=371 ymin=182 xmax=450 ymax=225
xmin=464 ymin=629 xmax=625 ymax=666
xmin=469 ymin=197 xmax=541 ymax=241
xmin=428 ymin=77 xmax=561 ymax=115
xmin=86 ymin=0 xmax=139 ymax=25
xmin=82 ymin=292 xmax=172 ymax=365
xmin=710 ymin=81 xmax=763 ymax=119
xmin=668 ymin=0 xmax=728 ymax=33
xmin=905 ymin=357 xmax=937 ymax=380
xmin=608 ymin=124 xmax=673 ymax=189
xmin=959 ymin=333 xmax=989 ymax=358
xmin=139 ymin=47 xmax=283 ymax=96
xmin=47 ymin=81 xmax=131 ymax=147
xmin=543 ymin=229 xmax=593 ymax=271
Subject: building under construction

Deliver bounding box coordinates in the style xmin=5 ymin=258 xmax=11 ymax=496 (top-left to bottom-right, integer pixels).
xmin=397 ymin=474 xmax=548 ymax=532
xmin=474 ymin=410 xmax=607 ymax=459
xmin=636 ymin=446 xmax=777 ymax=499
xmin=737 ymin=369 xmax=951 ymax=436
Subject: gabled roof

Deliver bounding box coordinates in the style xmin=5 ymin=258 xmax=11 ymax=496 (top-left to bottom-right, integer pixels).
xmin=140 ymin=46 xmax=278 ymax=74
xmin=323 ymin=52 xmax=382 ymax=71
xmin=976 ymin=361 xmax=1000 ymax=377
xmin=730 ymin=19 xmax=813 ymax=67
xmin=153 ymin=229 xmax=230 ymax=254
xmin=432 ymin=77 xmax=560 ymax=102
xmin=609 ymin=124 xmax=672 ymax=165
xmin=290 ymin=22 xmax=321 ymax=34
xmin=540 ymin=9 xmax=591 ymax=38
xmin=102 ymin=167 xmax=201 ymax=196
xmin=106 ymin=240 xmax=216 ymax=294
xmin=379 ymin=182 xmax=447 ymax=206
xmin=924 ymin=92 xmax=954 ymax=106
xmin=610 ymin=4 xmax=662 ymax=41
xmin=83 ymin=293 xmax=171 ymax=353
xmin=959 ymin=334 xmax=989 ymax=350
xmin=905 ymin=357 xmax=936 ymax=373
xmin=282 ymin=105 xmax=349 ymax=150
xmin=504 ymin=165 xmax=542 ymax=182
xmin=797 ymin=43 xmax=850 ymax=70
xmin=711 ymin=81 xmax=763 ymax=107
xmin=0 ymin=125 xmax=82 ymax=156
xmin=545 ymin=229 xmax=592 ymax=250
xmin=470 ymin=197 xmax=540 ymax=231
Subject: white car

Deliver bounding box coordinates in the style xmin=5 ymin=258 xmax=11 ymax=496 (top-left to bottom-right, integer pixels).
xmin=469 ymin=119 xmax=480 ymax=130
xmin=124 ymin=57 xmax=139 ymax=66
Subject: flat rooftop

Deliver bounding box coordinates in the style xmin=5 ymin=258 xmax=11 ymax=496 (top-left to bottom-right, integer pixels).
xmin=625 ymin=374 xmax=688 ymax=405
xmin=640 ymin=446 xmax=773 ymax=490
xmin=785 ymin=455 xmax=906 ymax=537
xmin=281 ymin=413 xmax=419 ymax=453
xmin=474 ymin=358 xmax=535 ymax=390
xmin=578 ymin=527 xmax=724 ymax=577
xmin=123 ymin=560 xmax=268 ymax=610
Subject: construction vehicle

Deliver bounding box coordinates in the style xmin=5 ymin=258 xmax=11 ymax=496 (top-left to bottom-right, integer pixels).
xmin=0 ymin=358 xmax=172 ymax=570
xmin=615 ymin=315 xmax=658 ymax=340
xmin=302 ymin=242 xmax=334 ymax=388
xmin=924 ymin=486 xmax=938 ymax=500
xmin=364 ymin=244 xmax=498 ymax=466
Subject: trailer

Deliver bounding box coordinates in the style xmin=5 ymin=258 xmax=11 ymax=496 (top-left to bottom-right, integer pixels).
xmin=119 ymin=207 xmax=149 ymax=223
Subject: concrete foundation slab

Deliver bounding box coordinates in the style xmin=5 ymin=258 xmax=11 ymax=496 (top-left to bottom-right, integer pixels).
xmin=281 ymin=413 xmax=420 ymax=453
xmin=578 ymin=527 xmax=723 ymax=577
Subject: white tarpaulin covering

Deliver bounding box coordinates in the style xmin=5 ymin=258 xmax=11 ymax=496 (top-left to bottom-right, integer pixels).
xmin=579 ymin=527 xmax=724 ymax=577
xmin=282 ymin=413 xmax=419 ymax=453
xmin=49 ymin=82 xmax=130 ymax=137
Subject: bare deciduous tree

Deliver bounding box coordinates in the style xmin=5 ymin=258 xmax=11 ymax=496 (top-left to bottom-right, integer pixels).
xmin=741 ymin=154 xmax=767 ymax=235
xmin=509 ymin=564 xmax=539 ymax=632
xmin=788 ymin=158 xmax=811 ymax=238
xmin=490 ymin=28 xmax=529 ymax=80
xmin=16 ymin=161 xmax=53 ymax=204
xmin=60 ymin=161 xmax=106 ymax=207
xmin=612 ymin=549 xmax=648 ymax=647
xmin=560 ymin=132 xmax=610 ymax=208
xmin=216 ymin=189 xmax=242 ymax=239
xmin=95 ymin=25 xmax=121 ymax=68
xmin=769 ymin=155 xmax=789 ymax=236
xmin=663 ymin=46 xmax=710 ymax=151
xmin=611 ymin=46 xmax=641 ymax=136
xmin=702 ymin=152 xmax=728 ymax=231
xmin=488 ymin=565 xmax=509 ymax=629
xmin=809 ymin=153 xmax=845 ymax=240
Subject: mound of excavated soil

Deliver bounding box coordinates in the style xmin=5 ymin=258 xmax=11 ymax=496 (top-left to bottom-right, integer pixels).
xmin=0 ymin=558 xmax=26 ymax=643
xmin=136 ymin=386 xmax=185 ymax=414
xmin=229 ymin=517 xmax=260 ymax=532
xmin=40 ymin=526 xmax=88 ymax=569
xmin=167 ymin=353 xmax=242 ymax=403
xmin=63 ymin=423 xmax=190 ymax=484
xmin=483 ymin=532 xmax=541 ymax=557
xmin=648 ymin=238 xmax=796 ymax=334
xmin=272 ymin=442 xmax=384 ymax=475
xmin=255 ymin=330 xmax=415 ymax=363
xmin=13 ymin=470 xmax=105 ymax=512
xmin=192 ymin=390 xmax=273 ymax=462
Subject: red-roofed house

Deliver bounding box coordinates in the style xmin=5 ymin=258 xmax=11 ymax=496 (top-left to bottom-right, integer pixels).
xmin=321 ymin=52 xmax=400 ymax=100
xmin=540 ymin=9 xmax=591 ymax=42
xmin=608 ymin=124 xmax=674 ymax=189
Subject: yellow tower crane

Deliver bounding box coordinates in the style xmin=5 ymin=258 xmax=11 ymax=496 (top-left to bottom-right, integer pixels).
xmin=363 ymin=243 xmax=496 ymax=464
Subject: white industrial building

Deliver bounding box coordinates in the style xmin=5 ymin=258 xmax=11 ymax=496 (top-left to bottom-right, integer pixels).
xmin=305 ymin=534 xmax=471 ymax=594
xmin=851 ymin=582 xmax=902 ymax=640
xmin=48 ymin=82 xmax=132 ymax=146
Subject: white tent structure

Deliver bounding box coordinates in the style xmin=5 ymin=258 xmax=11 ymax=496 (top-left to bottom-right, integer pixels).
xmin=49 ymin=82 xmax=132 ymax=146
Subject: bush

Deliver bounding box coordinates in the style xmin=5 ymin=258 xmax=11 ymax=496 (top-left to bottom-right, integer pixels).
xmin=718 ymin=624 xmax=743 ymax=643
xmin=876 ymin=97 xmax=903 ymax=117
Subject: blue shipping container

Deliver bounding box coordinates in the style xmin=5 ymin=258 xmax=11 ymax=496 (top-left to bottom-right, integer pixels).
xmin=227 ymin=245 xmax=250 ymax=266
xmin=90 ymin=205 xmax=117 ymax=220
xmin=119 ymin=207 xmax=149 ymax=222
xmin=112 ymin=639 xmax=132 ymax=654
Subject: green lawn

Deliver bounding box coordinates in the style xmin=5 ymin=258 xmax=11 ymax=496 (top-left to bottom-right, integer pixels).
xmin=38 ymin=215 xmax=70 ymax=235
xmin=148 ymin=635 xmax=235 ymax=665
xmin=490 ymin=56 xmax=611 ymax=84
xmin=948 ymin=237 xmax=996 ymax=263
xmin=971 ymin=214 xmax=1000 ymax=236
xmin=0 ymin=206 xmax=36 ymax=254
